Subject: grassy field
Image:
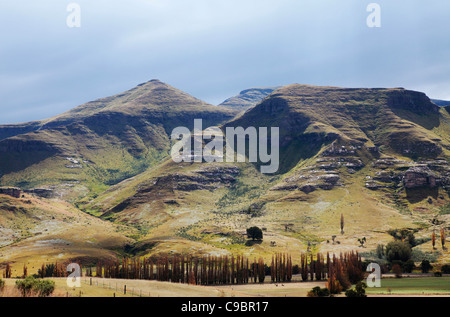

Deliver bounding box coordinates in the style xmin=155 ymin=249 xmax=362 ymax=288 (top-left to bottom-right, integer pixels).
xmin=1 ymin=277 xmax=326 ymax=297
xmin=366 ymin=277 xmax=450 ymax=295
xmin=2 ymin=276 xmax=450 ymax=297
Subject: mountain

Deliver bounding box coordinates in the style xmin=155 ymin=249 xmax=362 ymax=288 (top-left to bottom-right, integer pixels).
xmin=0 ymin=80 xmax=238 ymax=199
xmin=432 ymin=99 xmax=450 ymax=107
xmin=80 ymin=84 xmax=450 ymax=261
xmin=1 ymin=82 xmax=449 ymax=267
xmin=225 ymin=84 xmax=449 ymax=171
xmin=218 ymin=87 xmax=280 ymax=111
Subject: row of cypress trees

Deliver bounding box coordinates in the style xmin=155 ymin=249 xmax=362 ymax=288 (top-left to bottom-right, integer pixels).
xmin=95 ymin=255 xmax=261 ymax=285
xmin=4 ymin=251 xmax=363 ymax=289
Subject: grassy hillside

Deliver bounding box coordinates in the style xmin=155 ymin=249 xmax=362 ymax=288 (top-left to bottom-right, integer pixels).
xmin=0 ymin=193 xmax=134 ymax=274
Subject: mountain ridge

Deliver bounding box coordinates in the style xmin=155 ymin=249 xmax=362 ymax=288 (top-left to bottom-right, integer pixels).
xmin=1 ymin=81 xmax=449 ymax=265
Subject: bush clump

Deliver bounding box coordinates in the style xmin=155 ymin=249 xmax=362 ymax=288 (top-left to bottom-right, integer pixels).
xmin=403 ymin=259 xmax=415 ymax=273
xmin=385 ymin=241 xmax=412 ymax=262
xmin=392 ymin=264 xmax=403 ymax=278
xmin=15 ymin=276 xmax=55 ymax=297
xmin=345 ymin=282 xmax=367 ymax=297
xmin=420 ymin=260 xmax=433 ymax=273
xmin=441 ymin=264 xmax=450 ymax=274
xmin=307 ymin=286 xmax=331 ymax=297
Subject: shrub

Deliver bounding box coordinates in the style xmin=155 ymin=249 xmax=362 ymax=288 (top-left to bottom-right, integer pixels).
xmin=441 ymin=264 xmax=450 ymax=274
xmin=357 ymin=237 xmax=366 ymax=247
xmin=387 ymin=229 xmax=417 ymax=247
xmin=307 ymin=286 xmax=330 ymax=297
xmin=380 ymin=264 xmax=389 ymax=274
xmin=16 ymin=277 xmax=36 ymax=297
xmin=35 ymin=280 xmax=55 ymax=297
xmin=390 ymin=260 xmax=403 ymax=269
xmin=0 ymin=278 xmax=5 ymax=291
xmin=385 ymin=241 xmax=412 ymax=262
xmin=376 ymin=244 xmax=385 ymax=259
xmin=392 ymin=264 xmax=402 ymax=278
xmin=411 ymin=248 xmax=440 ymax=263
xmin=15 ymin=276 xmax=55 ymax=297
xmin=345 ymin=282 xmax=367 ymax=297
xmin=434 ymin=271 xmax=442 ymax=277
xmin=420 ymin=260 xmax=433 ymax=273
xmin=361 ymin=260 xmax=372 ymax=272
xmin=403 ymin=259 xmax=415 ymax=273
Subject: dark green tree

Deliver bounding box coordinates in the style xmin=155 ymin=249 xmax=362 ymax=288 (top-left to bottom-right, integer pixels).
xmin=385 ymin=241 xmax=412 ymax=262
xmin=246 ymin=227 xmax=263 ymax=241
xmin=420 ymin=260 xmax=433 ymax=273
xmin=403 ymin=259 xmax=415 ymax=273
xmin=358 ymin=237 xmax=366 ymax=247
xmin=376 ymin=244 xmax=385 ymax=259
xmin=441 ymin=264 xmax=450 ymax=274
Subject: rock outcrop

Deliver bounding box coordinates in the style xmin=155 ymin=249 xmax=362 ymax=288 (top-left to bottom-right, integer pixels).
xmin=403 ymin=166 xmax=440 ymax=189
xmin=0 ymin=187 xmax=21 ymax=198
xmin=24 ymin=188 xmax=55 ymax=199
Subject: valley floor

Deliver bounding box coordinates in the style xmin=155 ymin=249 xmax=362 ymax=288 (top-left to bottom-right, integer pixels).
xmin=2 ymin=276 xmax=449 ymax=297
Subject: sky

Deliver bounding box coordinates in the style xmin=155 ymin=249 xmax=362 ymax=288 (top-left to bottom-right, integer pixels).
xmin=0 ymin=0 xmax=449 ymax=124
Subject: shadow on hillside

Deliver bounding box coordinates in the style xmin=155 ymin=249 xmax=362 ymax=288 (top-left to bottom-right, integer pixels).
xmin=245 ymin=240 xmax=263 ymax=247
xmin=405 ymin=187 xmax=439 ymax=204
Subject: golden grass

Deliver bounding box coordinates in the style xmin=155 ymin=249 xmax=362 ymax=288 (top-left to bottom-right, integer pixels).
xmin=0 ymin=277 xmax=328 ymax=297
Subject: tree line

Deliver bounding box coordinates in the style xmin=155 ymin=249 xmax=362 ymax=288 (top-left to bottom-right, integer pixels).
xmin=2 ymin=251 xmax=364 ymax=291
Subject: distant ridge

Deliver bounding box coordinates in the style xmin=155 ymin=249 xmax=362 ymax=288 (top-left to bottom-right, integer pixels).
xmin=218 ymin=87 xmax=280 ymax=111
xmin=431 ymin=99 xmax=450 ymax=107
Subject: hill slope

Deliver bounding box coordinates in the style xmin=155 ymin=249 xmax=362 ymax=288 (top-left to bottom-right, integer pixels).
xmin=0 ymin=192 xmax=133 ymax=273
xmin=0 ymin=80 xmax=238 ymax=200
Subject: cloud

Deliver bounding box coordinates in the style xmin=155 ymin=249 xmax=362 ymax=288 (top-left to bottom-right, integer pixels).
xmin=0 ymin=0 xmax=449 ymax=124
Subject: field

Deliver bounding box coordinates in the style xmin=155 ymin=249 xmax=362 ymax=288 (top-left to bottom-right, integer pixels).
xmin=366 ymin=277 xmax=450 ymax=296
xmin=2 ymin=276 xmax=449 ymax=297
xmin=1 ymin=277 xmax=323 ymax=297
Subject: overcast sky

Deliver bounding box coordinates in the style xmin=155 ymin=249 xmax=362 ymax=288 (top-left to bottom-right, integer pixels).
xmin=0 ymin=0 xmax=449 ymax=124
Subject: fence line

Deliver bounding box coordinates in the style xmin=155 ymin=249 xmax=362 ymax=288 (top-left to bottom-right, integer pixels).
xmin=81 ymin=277 xmax=153 ymax=297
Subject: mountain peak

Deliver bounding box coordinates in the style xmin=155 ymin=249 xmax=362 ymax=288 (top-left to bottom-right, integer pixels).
xmin=46 ymin=79 xmax=212 ymax=123
xmin=137 ymin=79 xmax=167 ymax=87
